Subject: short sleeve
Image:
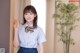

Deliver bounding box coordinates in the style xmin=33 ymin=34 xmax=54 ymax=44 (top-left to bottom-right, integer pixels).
xmin=18 ymin=24 xmax=23 ymax=34
xmin=18 ymin=24 xmax=23 ymax=43
xmin=19 ymin=24 xmax=23 ymax=30
xmin=37 ymin=27 xmax=46 ymax=44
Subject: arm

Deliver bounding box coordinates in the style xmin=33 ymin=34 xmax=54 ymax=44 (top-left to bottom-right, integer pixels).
xmin=13 ymin=20 xmax=20 ymax=48
xmin=39 ymin=43 xmax=44 ymax=53
xmin=38 ymin=28 xmax=46 ymax=53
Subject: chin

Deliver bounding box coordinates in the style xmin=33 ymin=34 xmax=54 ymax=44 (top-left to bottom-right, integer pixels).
xmin=27 ymin=20 xmax=32 ymax=22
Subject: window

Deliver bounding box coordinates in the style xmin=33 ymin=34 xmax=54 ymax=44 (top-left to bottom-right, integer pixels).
xmin=31 ymin=0 xmax=46 ymax=33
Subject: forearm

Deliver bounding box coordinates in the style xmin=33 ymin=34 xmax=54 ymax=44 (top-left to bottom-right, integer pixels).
xmin=14 ymin=29 xmax=20 ymax=48
xmin=39 ymin=44 xmax=43 ymax=53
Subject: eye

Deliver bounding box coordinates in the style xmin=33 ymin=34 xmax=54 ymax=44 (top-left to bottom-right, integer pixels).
xmin=30 ymin=13 xmax=33 ymax=15
xmin=25 ymin=13 xmax=28 ymax=15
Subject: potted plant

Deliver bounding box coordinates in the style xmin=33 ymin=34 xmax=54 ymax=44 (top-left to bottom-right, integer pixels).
xmin=53 ymin=3 xmax=79 ymax=53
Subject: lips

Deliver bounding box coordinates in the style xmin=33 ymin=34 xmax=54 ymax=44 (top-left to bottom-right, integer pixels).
xmin=27 ymin=18 xmax=31 ymax=20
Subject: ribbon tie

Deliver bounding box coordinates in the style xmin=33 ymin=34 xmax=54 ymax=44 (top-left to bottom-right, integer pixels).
xmin=25 ymin=26 xmax=34 ymax=33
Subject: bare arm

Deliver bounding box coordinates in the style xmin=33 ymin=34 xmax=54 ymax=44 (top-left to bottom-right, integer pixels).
xmin=39 ymin=43 xmax=44 ymax=53
xmin=13 ymin=20 xmax=20 ymax=48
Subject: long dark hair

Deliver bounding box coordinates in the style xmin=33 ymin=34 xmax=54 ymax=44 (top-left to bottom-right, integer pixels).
xmin=23 ymin=5 xmax=38 ymax=28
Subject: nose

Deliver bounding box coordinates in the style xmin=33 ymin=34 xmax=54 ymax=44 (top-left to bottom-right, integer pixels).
xmin=27 ymin=14 xmax=31 ymax=18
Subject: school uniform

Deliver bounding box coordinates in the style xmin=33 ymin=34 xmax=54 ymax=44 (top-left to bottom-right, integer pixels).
xmin=17 ymin=23 xmax=46 ymax=53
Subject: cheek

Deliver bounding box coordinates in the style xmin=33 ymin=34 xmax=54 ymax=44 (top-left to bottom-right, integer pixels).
xmin=31 ymin=15 xmax=35 ymax=19
xmin=24 ymin=15 xmax=27 ymax=18
xmin=24 ymin=15 xmax=35 ymax=21
xmin=32 ymin=16 xmax=34 ymax=19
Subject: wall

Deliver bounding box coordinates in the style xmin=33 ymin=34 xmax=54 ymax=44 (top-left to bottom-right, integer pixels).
xmin=0 ymin=0 xmax=10 ymax=53
xmin=44 ymin=0 xmax=55 ymax=53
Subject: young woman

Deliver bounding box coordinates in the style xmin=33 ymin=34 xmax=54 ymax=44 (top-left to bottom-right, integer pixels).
xmin=14 ymin=5 xmax=46 ymax=53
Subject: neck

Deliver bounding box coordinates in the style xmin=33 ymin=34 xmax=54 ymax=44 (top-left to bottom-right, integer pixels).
xmin=26 ymin=22 xmax=33 ymax=27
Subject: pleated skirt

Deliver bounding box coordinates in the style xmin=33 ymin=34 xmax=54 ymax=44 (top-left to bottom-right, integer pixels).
xmin=17 ymin=47 xmax=38 ymax=53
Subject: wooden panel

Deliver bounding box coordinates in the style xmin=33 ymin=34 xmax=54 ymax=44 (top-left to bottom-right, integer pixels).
xmin=9 ymin=0 xmax=15 ymax=53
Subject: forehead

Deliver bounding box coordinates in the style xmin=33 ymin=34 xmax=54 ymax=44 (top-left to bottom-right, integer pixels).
xmin=25 ymin=10 xmax=33 ymax=13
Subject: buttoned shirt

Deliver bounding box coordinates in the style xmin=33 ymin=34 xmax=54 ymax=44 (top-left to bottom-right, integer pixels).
xmin=18 ymin=23 xmax=46 ymax=48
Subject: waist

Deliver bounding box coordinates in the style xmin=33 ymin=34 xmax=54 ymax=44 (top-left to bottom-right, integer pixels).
xmin=20 ymin=47 xmax=37 ymax=50
xmin=20 ymin=44 xmax=38 ymax=48
xmin=18 ymin=47 xmax=38 ymax=53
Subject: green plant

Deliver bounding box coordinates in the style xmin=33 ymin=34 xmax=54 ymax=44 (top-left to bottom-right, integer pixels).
xmin=53 ymin=3 xmax=79 ymax=53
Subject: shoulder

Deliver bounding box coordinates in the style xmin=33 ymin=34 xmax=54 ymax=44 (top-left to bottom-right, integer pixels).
xmin=19 ymin=23 xmax=24 ymax=29
xmin=36 ymin=26 xmax=44 ymax=32
xmin=37 ymin=26 xmax=42 ymax=30
xmin=19 ymin=24 xmax=23 ymax=28
xmin=19 ymin=23 xmax=26 ymax=27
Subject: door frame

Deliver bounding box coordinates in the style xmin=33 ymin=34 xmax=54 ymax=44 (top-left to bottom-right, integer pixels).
xmin=9 ymin=0 xmax=15 ymax=53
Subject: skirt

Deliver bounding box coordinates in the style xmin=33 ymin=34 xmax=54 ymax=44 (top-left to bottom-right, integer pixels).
xmin=17 ymin=47 xmax=38 ymax=53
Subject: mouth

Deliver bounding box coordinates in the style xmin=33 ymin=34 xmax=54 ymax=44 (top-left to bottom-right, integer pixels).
xmin=27 ymin=18 xmax=31 ymax=20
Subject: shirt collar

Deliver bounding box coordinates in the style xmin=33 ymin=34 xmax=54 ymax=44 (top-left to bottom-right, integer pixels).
xmin=24 ymin=23 xmax=33 ymax=27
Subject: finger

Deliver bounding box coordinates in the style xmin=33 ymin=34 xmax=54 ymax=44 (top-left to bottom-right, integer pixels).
xmin=14 ymin=19 xmax=19 ymax=28
xmin=14 ymin=19 xmax=17 ymax=25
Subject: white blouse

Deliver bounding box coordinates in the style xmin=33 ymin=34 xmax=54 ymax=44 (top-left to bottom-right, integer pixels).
xmin=18 ymin=23 xmax=46 ymax=48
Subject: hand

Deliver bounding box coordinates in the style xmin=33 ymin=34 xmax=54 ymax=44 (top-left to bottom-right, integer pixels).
xmin=13 ymin=19 xmax=19 ymax=30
